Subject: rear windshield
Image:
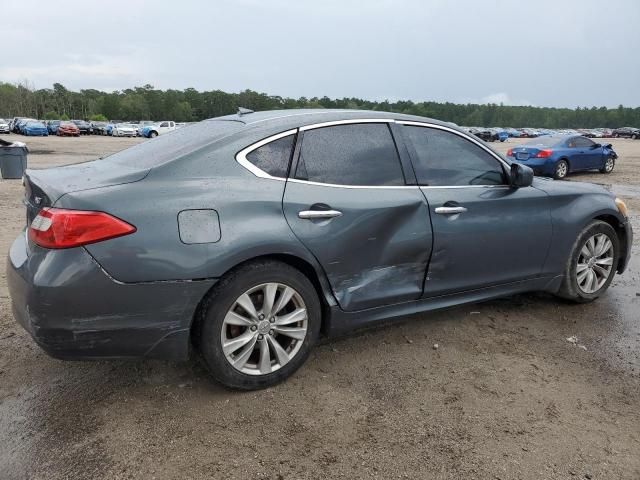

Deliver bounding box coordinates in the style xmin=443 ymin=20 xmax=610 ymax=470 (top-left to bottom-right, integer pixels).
xmin=524 ymin=136 xmax=560 ymax=147
xmin=100 ymin=120 xmax=243 ymax=169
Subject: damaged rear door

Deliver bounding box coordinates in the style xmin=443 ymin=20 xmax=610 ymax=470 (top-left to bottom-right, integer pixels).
xmin=283 ymin=121 xmax=433 ymax=312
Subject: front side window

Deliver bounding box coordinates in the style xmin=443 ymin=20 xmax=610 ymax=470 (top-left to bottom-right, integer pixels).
xmin=573 ymin=137 xmax=594 ymax=148
xmin=403 ymin=126 xmax=506 ymax=186
xmin=245 ymin=134 xmax=295 ymax=178
xmin=295 ymin=123 xmax=405 ymax=186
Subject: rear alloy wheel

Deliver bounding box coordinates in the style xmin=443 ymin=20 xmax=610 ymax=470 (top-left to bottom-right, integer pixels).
xmin=600 ymin=156 xmax=615 ymax=174
xmin=198 ymin=261 xmax=321 ymax=390
xmin=149 ymin=131 xmax=158 ymax=138
xmin=554 ymin=159 xmax=569 ymax=179
xmin=557 ymin=220 xmax=619 ymax=302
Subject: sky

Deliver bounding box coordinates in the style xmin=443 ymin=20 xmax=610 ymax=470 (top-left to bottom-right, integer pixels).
xmin=1 ymin=0 xmax=639 ymax=108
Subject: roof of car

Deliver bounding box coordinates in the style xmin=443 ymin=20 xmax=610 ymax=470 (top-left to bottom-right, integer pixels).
xmin=212 ymin=108 xmax=456 ymax=130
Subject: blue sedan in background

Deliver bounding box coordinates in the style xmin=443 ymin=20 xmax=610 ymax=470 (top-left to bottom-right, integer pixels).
xmin=23 ymin=121 xmax=49 ymax=137
xmin=507 ymin=135 xmax=617 ymax=179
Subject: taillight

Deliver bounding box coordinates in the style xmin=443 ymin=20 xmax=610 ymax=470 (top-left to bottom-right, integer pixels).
xmin=535 ymin=149 xmax=553 ymax=158
xmin=506 ymin=148 xmax=513 ymax=156
xmin=29 ymin=207 xmax=136 ymax=249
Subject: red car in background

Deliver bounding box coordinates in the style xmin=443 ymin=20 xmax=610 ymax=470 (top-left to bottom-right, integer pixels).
xmin=57 ymin=121 xmax=80 ymax=137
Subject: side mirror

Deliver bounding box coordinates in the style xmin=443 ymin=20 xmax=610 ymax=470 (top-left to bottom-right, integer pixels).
xmin=510 ymin=163 xmax=534 ymax=188
xmin=591 ymin=143 xmax=601 ymax=149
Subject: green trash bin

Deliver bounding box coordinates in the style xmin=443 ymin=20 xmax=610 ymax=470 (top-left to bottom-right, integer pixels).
xmin=0 ymin=143 xmax=28 ymax=179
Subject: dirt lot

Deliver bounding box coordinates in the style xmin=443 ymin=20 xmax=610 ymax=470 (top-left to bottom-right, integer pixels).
xmin=1 ymin=134 xmax=639 ymax=479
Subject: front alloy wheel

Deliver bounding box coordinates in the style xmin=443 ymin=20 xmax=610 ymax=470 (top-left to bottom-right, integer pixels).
xmin=575 ymin=233 xmax=615 ymax=294
xmin=557 ymin=220 xmax=619 ymax=302
xmin=222 ymin=283 xmax=308 ymax=375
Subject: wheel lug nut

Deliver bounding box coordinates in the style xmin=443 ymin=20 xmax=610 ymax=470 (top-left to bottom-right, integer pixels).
xmin=269 ymin=329 xmax=274 ymax=335
xmin=259 ymin=314 xmax=265 ymax=320
xmin=269 ymin=317 xmax=275 ymax=323
xmin=250 ymin=325 xmax=257 ymax=331
xmin=258 ymin=334 xmax=264 ymax=340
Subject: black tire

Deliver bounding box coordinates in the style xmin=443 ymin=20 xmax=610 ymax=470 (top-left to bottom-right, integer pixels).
xmin=149 ymin=131 xmax=158 ymax=138
xmin=600 ymin=156 xmax=615 ymax=174
xmin=556 ymin=220 xmax=619 ymax=303
xmin=198 ymin=260 xmax=321 ymax=390
xmin=554 ymin=159 xmax=569 ymax=179
xmin=632 ymin=134 xmax=638 ymax=140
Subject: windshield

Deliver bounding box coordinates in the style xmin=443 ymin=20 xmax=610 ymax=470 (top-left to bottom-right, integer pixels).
xmin=101 ymin=120 xmax=243 ymax=169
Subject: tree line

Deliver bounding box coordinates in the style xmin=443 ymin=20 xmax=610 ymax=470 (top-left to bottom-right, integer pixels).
xmin=1 ymin=81 xmax=639 ymax=128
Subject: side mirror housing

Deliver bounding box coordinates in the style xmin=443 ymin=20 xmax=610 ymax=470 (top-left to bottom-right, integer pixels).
xmin=510 ymin=163 xmax=534 ymax=188
xmin=591 ymin=143 xmax=601 ymax=149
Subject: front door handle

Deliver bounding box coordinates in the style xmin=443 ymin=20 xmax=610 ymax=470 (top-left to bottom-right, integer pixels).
xmin=298 ymin=209 xmax=343 ymax=219
xmin=435 ymin=206 xmax=467 ymax=215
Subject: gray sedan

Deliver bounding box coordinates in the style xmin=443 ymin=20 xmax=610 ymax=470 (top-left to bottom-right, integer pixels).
xmin=7 ymin=109 xmax=633 ymax=389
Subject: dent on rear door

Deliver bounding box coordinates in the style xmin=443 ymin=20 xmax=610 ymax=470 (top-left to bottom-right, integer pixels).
xmin=283 ymin=182 xmax=433 ymax=311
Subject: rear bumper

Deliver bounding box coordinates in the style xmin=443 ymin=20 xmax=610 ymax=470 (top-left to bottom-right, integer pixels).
xmin=7 ymin=231 xmax=216 ymax=360
xmin=512 ymin=158 xmax=554 ymax=176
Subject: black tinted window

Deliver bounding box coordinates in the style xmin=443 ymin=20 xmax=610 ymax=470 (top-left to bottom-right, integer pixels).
xmin=573 ymin=136 xmax=594 ymax=148
xmin=295 ymin=124 xmax=404 ymax=186
xmin=404 ymin=126 xmax=506 ymax=186
xmin=246 ymin=134 xmax=295 ymax=178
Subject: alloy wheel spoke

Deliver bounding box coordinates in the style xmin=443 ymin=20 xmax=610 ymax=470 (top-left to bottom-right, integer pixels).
xmin=262 ymin=283 xmax=278 ymax=318
xmin=593 ymin=264 xmax=609 ymax=278
xmin=232 ymin=336 xmax=258 ymax=370
xmin=273 ymin=326 xmax=307 ymax=340
xmin=272 ymin=287 xmax=295 ymax=316
xmin=258 ymin=337 xmax=272 ymax=374
xmin=236 ymin=293 xmax=259 ymax=320
xmin=223 ymin=329 xmax=256 ymax=356
xmin=267 ymin=335 xmax=290 ymax=366
xmin=587 ymin=270 xmax=598 ymax=292
xmin=586 ymin=237 xmax=596 ymax=256
xmin=224 ymin=310 xmax=255 ymax=327
xmin=580 ymin=245 xmax=591 ymax=258
xmin=576 ymin=263 xmax=588 ymax=274
xmin=595 ymin=257 xmax=613 ymax=266
xmin=275 ymin=308 xmax=307 ymax=326
xmin=597 ymin=238 xmax=612 ymax=257
xmin=577 ymin=269 xmax=590 ymax=284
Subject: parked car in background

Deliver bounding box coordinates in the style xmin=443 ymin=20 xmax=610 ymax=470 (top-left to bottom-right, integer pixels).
xmin=612 ymin=127 xmax=640 ymax=139
xmin=507 ymin=135 xmax=617 ymax=179
xmin=466 ymin=127 xmax=494 ymax=142
xmin=135 ymin=121 xmax=155 ymax=136
xmin=0 ymin=118 xmax=10 ymax=134
xmin=57 ymin=121 xmax=80 ymax=137
xmin=489 ymin=128 xmax=509 ymax=142
xmin=71 ymin=120 xmax=93 ymax=135
xmin=111 ymin=123 xmax=138 ymax=137
xmin=10 ymin=117 xmax=29 ymax=133
xmin=142 ymin=121 xmax=176 ymax=138
xmin=23 ymin=121 xmax=49 ymax=136
xmin=91 ymin=121 xmax=108 ymax=135
xmin=15 ymin=118 xmax=37 ymax=134
xmin=46 ymin=120 xmax=61 ymax=135
xmin=7 ymin=110 xmax=632 ymax=390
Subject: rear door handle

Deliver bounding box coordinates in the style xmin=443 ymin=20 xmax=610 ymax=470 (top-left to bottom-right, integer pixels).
xmin=435 ymin=206 xmax=467 ymax=215
xmin=298 ymin=209 xmax=343 ymax=219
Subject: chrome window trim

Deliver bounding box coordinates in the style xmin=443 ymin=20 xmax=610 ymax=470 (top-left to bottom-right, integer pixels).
xmin=419 ymin=185 xmax=511 ymax=190
xmin=288 ymin=178 xmax=417 ymax=190
xmin=235 ymin=129 xmax=297 ymax=180
xmin=397 ymin=120 xmax=512 ymax=171
xmin=299 ymin=118 xmax=395 ymax=131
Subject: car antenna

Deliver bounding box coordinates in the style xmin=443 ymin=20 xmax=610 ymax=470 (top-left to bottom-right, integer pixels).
xmin=237 ymin=107 xmax=254 ymax=116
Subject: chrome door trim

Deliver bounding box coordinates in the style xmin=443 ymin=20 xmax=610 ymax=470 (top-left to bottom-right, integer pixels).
xmin=235 ymin=129 xmax=297 ymax=180
xmin=288 ymin=178 xmax=418 ymax=190
xmin=419 ymin=185 xmax=511 ymax=190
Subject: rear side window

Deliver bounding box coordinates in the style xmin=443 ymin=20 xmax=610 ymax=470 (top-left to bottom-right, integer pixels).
xmin=246 ymin=134 xmax=295 ymax=178
xmin=295 ymin=123 xmax=404 ymax=186
xmin=403 ymin=126 xmax=506 ymax=186
xmin=573 ymin=137 xmax=594 ymax=148
xmin=101 ymin=120 xmax=243 ymax=169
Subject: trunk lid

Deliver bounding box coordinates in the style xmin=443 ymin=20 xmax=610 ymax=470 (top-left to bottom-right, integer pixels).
xmin=23 ymin=161 xmax=149 ymax=225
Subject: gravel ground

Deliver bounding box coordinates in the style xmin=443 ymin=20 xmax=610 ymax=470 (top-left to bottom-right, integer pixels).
xmin=0 ymin=134 xmax=639 ymax=479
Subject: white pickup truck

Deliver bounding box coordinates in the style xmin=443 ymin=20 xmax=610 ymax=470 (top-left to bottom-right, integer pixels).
xmin=142 ymin=121 xmax=176 ymax=138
